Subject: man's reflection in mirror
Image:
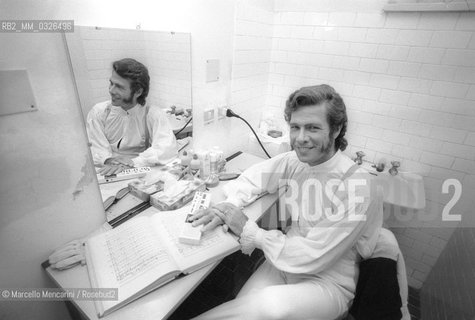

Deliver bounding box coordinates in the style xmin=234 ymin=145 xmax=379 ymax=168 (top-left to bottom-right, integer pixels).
xmin=86 ymin=58 xmax=178 ymax=176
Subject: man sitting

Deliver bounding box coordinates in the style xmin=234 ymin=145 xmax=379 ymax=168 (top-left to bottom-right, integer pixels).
xmin=86 ymin=58 xmax=177 ymax=175
xmin=191 ymin=84 xmax=382 ymax=320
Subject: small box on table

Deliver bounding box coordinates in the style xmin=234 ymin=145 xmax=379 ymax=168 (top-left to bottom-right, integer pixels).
xmin=150 ymin=178 xmax=206 ymax=211
xmin=128 ymin=179 xmax=164 ymax=202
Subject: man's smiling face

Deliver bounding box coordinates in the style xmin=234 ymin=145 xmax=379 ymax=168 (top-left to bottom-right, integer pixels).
xmin=289 ymin=104 xmax=338 ymax=166
xmin=108 ymin=70 xmax=136 ymax=110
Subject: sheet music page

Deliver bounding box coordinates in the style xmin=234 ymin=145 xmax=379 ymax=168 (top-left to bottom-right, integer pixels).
xmin=151 ymin=207 xmax=240 ymax=273
xmin=86 ymin=216 xmax=180 ymax=311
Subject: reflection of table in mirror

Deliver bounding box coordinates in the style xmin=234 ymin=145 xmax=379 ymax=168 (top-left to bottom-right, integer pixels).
xmin=44 ymin=153 xmax=278 ymax=320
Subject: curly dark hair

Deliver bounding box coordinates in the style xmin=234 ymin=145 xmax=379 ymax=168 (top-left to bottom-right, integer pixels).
xmin=112 ymin=58 xmax=150 ymax=106
xmin=284 ymin=84 xmax=348 ymax=151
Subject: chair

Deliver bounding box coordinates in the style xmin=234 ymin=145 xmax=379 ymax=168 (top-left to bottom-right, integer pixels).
xmin=344 ymin=228 xmax=411 ymax=320
xmin=345 ymin=179 xmax=410 ymax=320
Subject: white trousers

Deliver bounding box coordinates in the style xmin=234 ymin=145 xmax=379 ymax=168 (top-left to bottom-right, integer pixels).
xmin=192 ymin=261 xmax=352 ymax=320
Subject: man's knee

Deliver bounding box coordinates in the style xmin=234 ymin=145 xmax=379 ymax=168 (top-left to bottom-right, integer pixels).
xmin=248 ymin=287 xmax=293 ymax=320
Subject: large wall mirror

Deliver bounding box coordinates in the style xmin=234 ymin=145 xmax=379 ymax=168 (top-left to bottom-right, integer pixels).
xmin=65 ymin=26 xmax=192 ymax=138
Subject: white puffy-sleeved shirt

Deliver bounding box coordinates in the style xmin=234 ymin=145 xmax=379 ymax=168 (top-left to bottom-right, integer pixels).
xmin=86 ymin=101 xmax=178 ymax=167
xmin=224 ymin=150 xmax=382 ymax=294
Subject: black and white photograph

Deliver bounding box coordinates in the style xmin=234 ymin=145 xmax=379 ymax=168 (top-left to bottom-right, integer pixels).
xmin=1 ymin=0 xmax=474 ymax=319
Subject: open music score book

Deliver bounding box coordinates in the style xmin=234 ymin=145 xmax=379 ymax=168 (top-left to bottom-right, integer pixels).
xmin=85 ymin=206 xmax=240 ymax=318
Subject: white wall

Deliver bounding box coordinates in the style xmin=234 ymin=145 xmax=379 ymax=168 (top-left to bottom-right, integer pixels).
xmin=190 ymin=0 xmax=276 ymax=157
xmin=229 ymin=0 xmax=275 ymax=157
xmin=266 ymin=0 xmax=475 ymax=289
xmin=188 ymin=0 xmax=239 ymax=154
xmin=0 ymin=0 xmax=192 ymax=32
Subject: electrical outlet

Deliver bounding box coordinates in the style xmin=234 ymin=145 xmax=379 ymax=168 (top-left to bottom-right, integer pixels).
xmin=217 ymin=106 xmax=227 ymax=120
xmin=203 ymin=108 xmax=215 ymax=125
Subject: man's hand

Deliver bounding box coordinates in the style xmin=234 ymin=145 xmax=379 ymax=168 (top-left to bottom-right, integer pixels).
xmin=98 ymin=164 xmax=126 ymax=176
xmin=104 ymin=156 xmax=134 ymax=167
xmin=213 ymin=203 xmax=248 ymax=237
xmin=190 ymin=203 xmax=248 ymax=237
xmin=99 ymin=156 xmax=135 ymax=176
xmin=190 ymin=208 xmax=225 ymax=233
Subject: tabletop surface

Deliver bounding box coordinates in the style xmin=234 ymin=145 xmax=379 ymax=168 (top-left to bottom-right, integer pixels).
xmin=45 ymin=152 xmax=278 ymax=320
